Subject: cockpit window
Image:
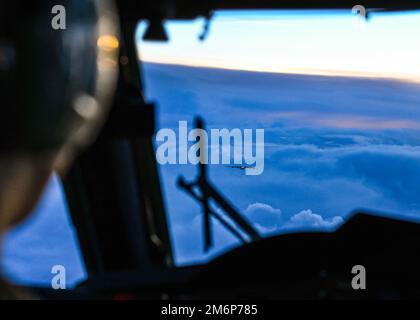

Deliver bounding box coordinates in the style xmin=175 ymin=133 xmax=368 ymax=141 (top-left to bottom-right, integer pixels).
xmin=138 ymin=10 xmax=420 ymax=266
xmin=1 ymin=174 xmax=86 ymax=288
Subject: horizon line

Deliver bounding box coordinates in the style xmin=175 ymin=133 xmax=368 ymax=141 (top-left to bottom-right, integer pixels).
xmin=140 ymin=58 xmax=420 ymax=84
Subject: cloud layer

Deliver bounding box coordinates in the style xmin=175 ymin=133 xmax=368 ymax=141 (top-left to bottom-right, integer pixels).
xmin=145 ymin=63 xmax=420 ymax=265
xmin=4 ymin=63 xmax=420 ymax=283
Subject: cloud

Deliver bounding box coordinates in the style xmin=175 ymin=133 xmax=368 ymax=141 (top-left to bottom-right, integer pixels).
xmin=284 ymin=209 xmax=344 ymax=231
xmin=259 ymin=111 xmax=420 ymax=130
xmin=244 ymin=202 xmax=343 ymax=234
xmin=244 ymin=202 xmax=282 ymax=232
xmin=143 ymin=63 xmax=420 ymax=266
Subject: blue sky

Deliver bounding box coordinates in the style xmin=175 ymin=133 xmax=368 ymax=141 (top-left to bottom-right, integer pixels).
xmin=2 ymin=10 xmax=420 ymax=287
xmin=1 ymin=175 xmax=86 ymax=288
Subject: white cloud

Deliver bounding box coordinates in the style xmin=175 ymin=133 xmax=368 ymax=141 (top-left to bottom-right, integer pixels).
xmin=244 ymin=202 xmax=282 ymax=232
xmin=285 ymin=209 xmax=344 ymax=230
xmin=245 ymin=202 xmax=282 ymax=215
xmin=243 ymin=203 xmax=344 ymax=234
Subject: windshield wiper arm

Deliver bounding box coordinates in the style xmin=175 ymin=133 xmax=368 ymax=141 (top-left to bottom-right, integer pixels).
xmin=177 ymin=117 xmax=261 ymax=252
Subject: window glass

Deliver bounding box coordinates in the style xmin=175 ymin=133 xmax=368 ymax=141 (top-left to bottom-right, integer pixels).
xmin=138 ymin=10 xmax=420 ymax=265
xmin=1 ymin=174 xmax=86 ymax=288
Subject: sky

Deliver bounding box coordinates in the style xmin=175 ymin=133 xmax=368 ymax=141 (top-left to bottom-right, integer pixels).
xmin=143 ymin=63 xmax=420 ymax=265
xmin=1 ymin=175 xmax=86 ymax=288
xmin=2 ymin=10 xmax=420 ymax=287
xmin=137 ymin=10 xmax=420 ymax=81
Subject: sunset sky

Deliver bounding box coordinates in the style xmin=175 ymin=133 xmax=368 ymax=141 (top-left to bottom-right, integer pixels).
xmin=137 ymin=10 xmax=420 ymax=81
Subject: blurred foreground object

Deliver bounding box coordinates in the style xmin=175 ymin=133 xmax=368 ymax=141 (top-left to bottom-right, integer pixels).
xmin=0 ymin=0 xmax=119 ymax=298
xmin=0 ymin=0 xmax=119 ymax=171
